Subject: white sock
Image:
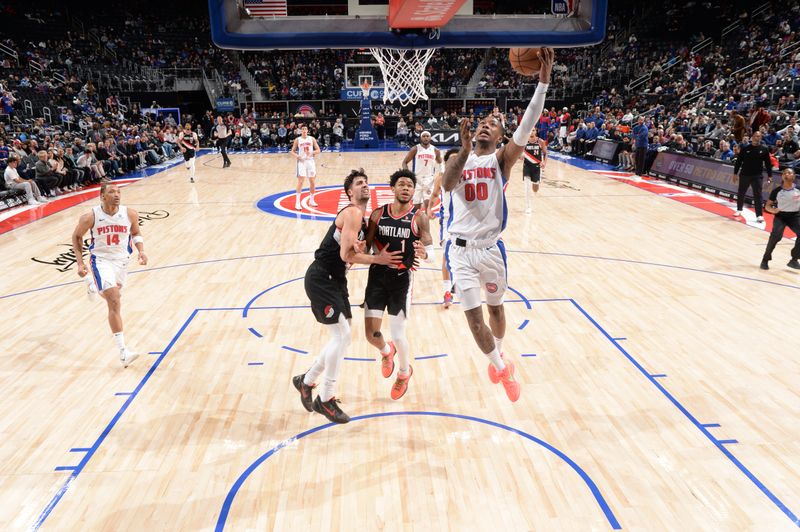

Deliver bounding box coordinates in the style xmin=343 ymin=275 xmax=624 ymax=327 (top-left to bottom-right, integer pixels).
xmin=317 ymin=315 xmax=351 ymax=402
xmin=389 ymin=314 xmax=410 ymax=375
xmin=494 ymin=336 xmax=504 ymax=354
xmin=380 ymin=342 xmax=392 ymax=355
xmin=485 ymin=347 xmax=505 ymax=371
xmin=442 ymin=279 xmax=452 ymax=293
xmin=525 ymin=180 xmax=532 ymax=209
xmin=295 ymin=192 xmax=301 ymax=203
xmin=113 ymin=332 xmax=125 ymax=351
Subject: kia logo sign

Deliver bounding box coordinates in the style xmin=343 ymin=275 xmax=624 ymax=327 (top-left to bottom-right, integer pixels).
xmin=428 ymin=131 xmax=460 ymax=145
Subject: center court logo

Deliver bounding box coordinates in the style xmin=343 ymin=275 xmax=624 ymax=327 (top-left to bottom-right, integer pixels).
xmin=257 ymin=184 xmax=422 ymax=222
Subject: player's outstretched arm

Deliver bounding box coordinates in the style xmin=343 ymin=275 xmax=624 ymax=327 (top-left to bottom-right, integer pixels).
xmin=443 ymin=119 xmax=472 ymax=192
xmin=499 ymin=48 xmax=553 ymax=178
xmin=128 ymin=208 xmax=148 ymax=266
xmin=401 ymin=146 xmax=417 ymax=170
xmin=72 ymin=212 xmax=94 ymax=278
xmin=339 ymin=207 xmax=401 ymax=266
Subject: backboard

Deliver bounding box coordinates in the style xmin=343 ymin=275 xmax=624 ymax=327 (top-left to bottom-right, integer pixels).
xmin=209 ymin=0 xmax=608 ymax=50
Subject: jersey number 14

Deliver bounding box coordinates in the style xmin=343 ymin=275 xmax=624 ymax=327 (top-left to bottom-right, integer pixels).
xmin=106 ymin=234 xmax=120 ymax=245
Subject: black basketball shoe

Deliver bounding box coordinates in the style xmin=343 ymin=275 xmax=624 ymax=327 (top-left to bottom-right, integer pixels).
xmin=312 ymin=396 xmax=351 ymax=424
xmin=292 ymin=374 xmax=315 ymax=412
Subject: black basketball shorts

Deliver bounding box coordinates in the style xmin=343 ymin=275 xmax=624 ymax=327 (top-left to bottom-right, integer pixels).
xmin=364 ymin=265 xmax=412 ymax=318
xmin=522 ymin=162 xmax=541 ymax=183
xmin=305 ymin=262 xmax=352 ymax=324
xmin=183 ymin=148 xmax=196 ymax=161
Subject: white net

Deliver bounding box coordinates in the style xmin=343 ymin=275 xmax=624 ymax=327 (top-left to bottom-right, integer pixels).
xmin=369 ymin=48 xmax=437 ymax=106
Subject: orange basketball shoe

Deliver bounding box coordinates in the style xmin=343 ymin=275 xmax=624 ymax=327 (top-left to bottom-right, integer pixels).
xmin=390 ymin=365 xmax=413 ymax=400
xmin=487 ymin=353 xmax=505 ymax=384
xmin=498 ymin=362 xmax=520 ymax=402
xmin=381 ymin=341 xmax=396 ymax=378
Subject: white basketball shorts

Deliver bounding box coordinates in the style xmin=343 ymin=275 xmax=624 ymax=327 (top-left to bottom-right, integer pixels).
xmin=412 ymin=175 xmax=435 ymax=204
xmin=444 ymin=239 xmax=507 ymax=309
xmin=297 ymin=159 xmax=316 ymax=178
xmin=89 ymin=256 xmax=129 ymax=292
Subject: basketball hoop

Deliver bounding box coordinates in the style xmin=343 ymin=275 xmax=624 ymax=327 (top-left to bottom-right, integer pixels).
xmin=360 ymin=81 xmax=372 ymax=99
xmin=369 ymin=48 xmax=437 ymax=106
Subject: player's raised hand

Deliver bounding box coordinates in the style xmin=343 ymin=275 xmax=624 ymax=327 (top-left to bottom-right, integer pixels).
xmin=459 ymin=118 xmax=472 ymax=151
xmin=374 ymin=246 xmax=402 ymax=266
xmin=538 ymin=48 xmax=554 ymax=84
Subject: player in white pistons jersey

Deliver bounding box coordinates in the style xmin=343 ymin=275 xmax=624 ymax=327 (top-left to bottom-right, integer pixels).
xmin=402 ymin=131 xmax=442 ymax=211
xmin=72 ymin=183 xmax=148 ymax=368
xmin=442 ymin=47 xmax=553 ymax=403
xmin=428 ymin=147 xmax=460 ymax=308
xmin=291 ymin=126 xmax=321 ymax=210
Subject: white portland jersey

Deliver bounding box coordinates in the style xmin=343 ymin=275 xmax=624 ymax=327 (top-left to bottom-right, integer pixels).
xmin=446 ymin=151 xmax=507 ymax=242
xmin=413 ymin=144 xmax=438 ymax=180
xmin=297 ymin=136 xmax=315 ymax=160
xmin=89 ymin=205 xmax=132 ymax=261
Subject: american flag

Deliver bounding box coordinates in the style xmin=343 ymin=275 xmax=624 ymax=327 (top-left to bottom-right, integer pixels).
xmin=243 ymin=0 xmax=287 ymax=17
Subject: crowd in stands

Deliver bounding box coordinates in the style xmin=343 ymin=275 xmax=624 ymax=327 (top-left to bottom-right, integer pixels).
xmin=3 ymin=0 xmax=800 ymax=209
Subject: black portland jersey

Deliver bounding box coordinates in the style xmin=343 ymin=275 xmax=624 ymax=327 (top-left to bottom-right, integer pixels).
xmin=313 ymin=205 xmax=367 ymax=279
xmin=373 ymin=204 xmax=419 ymax=270
xmin=523 ymin=140 xmax=544 ymax=166
xmin=180 ymin=132 xmax=197 ymax=150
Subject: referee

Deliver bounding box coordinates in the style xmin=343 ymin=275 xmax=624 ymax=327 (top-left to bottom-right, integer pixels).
xmin=214 ymin=116 xmax=232 ymax=168
xmin=760 ymin=168 xmax=800 ymax=270
xmin=733 ymin=131 xmax=772 ymax=222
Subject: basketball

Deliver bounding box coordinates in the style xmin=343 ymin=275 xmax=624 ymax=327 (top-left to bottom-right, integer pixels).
xmin=508 ymin=47 xmax=543 ymax=77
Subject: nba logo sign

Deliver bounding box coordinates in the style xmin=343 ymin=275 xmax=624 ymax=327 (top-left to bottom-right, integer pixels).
xmin=551 ymin=0 xmax=573 ymax=15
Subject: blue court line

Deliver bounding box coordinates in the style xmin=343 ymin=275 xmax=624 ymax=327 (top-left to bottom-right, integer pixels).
xmin=613 ymin=337 xmax=627 ymax=341
xmin=242 ymin=276 xmax=304 ymax=318
xmin=511 ymin=250 xmax=800 ymax=292
xmin=719 ymin=439 xmax=739 ymax=445
xmin=702 ymin=423 xmax=721 ymax=428
xmin=247 ymin=327 xmax=262 ymax=338
xmin=5 ymin=243 xmax=800 ymax=303
xmin=569 ymin=299 xmax=800 ymax=528
xmin=506 ymin=285 xmax=533 ymax=309
xmin=68 ymin=448 xmax=90 ymax=453
xmin=213 ymin=411 xmax=621 ymax=531
xmin=414 ymin=353 xmax=448 ymax=360
xmin=521 ymin=353 xmax=538 ymax=357
xmin=247 ymin=362 xmax=264 ymax=366
xmin=114 ymin=392 xmax=132 ymax=396
xmin=53 ymin=466 xmax=77 ymax=472
xmin=649 ymin=374 xmax=667 ymax=379
xmin=31 ymin=286 xmax=796 ymax=529
xmin=32 ymin=309 xmax=199 ymax=531
xmin=281 ymin=345 xmax=308 ymax=355
xmin=344 ymin=357 xmax=376 ymax=362
xmin=518 ymin=319 xmax=529 ymax=330
xmin=148 ymin=351 xmax=162 ymax=355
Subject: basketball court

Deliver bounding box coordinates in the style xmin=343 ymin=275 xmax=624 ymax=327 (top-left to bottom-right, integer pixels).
xmin=0 ymin=146 xmax=798 ymax=530
xmin=1 ymin=0 xmax=799 ymax=530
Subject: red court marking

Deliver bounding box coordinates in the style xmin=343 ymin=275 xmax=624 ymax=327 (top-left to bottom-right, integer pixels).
xmin=0 ymin=179 xmax=140 ymax=235
xmin=598 ymin=172 xmax=794 ymax=239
